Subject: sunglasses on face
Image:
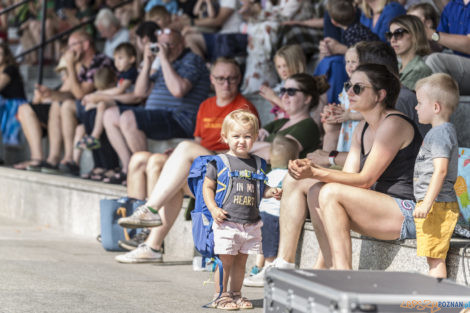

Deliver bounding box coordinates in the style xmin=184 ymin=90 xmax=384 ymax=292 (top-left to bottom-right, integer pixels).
xmin=279 ymin=87 xmax=303 ymax=96
xmin=385 ymin=28 xmax=409 ymax=41
xmin=344 ymin=81 xmax=374 ymax=95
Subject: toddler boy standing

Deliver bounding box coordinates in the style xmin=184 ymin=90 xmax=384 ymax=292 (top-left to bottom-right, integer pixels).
xmin=413 ymin=73 xmax=460 ymax=278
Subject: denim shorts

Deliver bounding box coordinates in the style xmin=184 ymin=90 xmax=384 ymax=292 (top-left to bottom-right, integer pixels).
xmin=260 ymin=211 xmax=280 ymax=258
xmin=394 ymin=198 xmax=417 ymax=240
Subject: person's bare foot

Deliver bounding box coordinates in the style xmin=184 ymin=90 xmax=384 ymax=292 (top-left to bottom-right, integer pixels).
xmin=13 ymin=159 xmax=41 ymax=170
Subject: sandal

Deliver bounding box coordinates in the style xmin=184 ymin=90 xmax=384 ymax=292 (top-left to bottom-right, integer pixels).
xmin=91 ymin=168 xmax=119 ymax=182
xmin=81 ymin=167 xmax=105 ymax=180
xmin=210 ymin=292 xmax=238 ymax=311
xmin=76 ymin=135 xmax=101 ymax=150
xmin=102 ymin=171 xmax=127 ymax=185
xmin=14 ymin=159 xmax=42 ymax=170
xmin=231 ymin=292 xmax=253 ymax=310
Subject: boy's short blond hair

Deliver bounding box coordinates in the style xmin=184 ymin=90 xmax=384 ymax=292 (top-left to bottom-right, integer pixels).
xmin=415 ymin=73 xmax=460 ymax=113
xmin=94 ymin=66 xmax=117 ymax=91
xmin=270 ymin=135 xmax=299 ymax=169
xmin=221 ymin=109 xmax=259 ymax=138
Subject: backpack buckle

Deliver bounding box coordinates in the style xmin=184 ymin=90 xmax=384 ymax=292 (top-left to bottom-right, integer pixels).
xmin=239 ymin=170 xmax=252 ymax=179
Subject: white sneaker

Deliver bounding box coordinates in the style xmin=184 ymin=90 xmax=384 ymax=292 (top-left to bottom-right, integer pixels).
xmin=118 ymin=205 xmax=162 ymax=228
xmin=243 ymin=265 xmax=269 ymax=287
xmin=115 ymin=244 xmax=163 ymax=264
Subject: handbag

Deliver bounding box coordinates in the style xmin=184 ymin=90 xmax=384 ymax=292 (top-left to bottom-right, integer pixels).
xmin=454 ymin=147 xmax=470 ymax=237
xmin=99 ymin=197 xmax=145 ymax=251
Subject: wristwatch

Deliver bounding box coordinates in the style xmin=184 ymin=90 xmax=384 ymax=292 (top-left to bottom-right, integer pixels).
xmin=431 ymin=32 xmax=440 ymax=42
xmin=328 ymin=150 xmax=339 ymax=166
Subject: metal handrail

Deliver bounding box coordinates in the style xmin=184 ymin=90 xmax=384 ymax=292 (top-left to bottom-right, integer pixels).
xmin=0 ymin=0 xmax=34 ymax=16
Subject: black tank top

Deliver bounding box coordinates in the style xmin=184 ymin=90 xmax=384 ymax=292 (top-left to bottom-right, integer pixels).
xmin=359 ymin=114 xmax=422 ymax=200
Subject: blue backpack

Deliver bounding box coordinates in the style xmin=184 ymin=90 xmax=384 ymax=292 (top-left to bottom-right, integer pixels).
xmin=188 ymin=154 xmax=267 ymax=302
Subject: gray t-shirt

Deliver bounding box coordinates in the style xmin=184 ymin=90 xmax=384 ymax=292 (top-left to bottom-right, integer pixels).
xmin=413 ymin=122 xmax=458 ymax=202
xmin=206 ymin=154 xmax=261 ymax=224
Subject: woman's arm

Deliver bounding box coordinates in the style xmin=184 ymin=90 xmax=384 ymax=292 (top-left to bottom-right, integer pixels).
xmin=294 ymin=116 xmax=414 ymax=187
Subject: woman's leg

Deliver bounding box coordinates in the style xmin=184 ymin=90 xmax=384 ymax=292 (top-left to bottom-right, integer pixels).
xmin=319 ymin=183 xmax=404 ymax=269
xmin=60 ymin=99 xmax=78 ymax=163
xmin=46 ymin=101 xmax=63 ymax=165
xmin=306 ymin=181 xmax=331 ymax=269
xmin=72 ymin=124 xmax=85 ymax=164
xmin=127 ymin=151 xmax=152 ymax=200
xmin=145 ymin=141 xmax=212 ymax=209
xmin=103 ymin=106 xmax=132 ymax=172
xmin=16 ymin=104 xmax=44 ymax=162
xmin=277 ymin=175 xmax=317 ymax=264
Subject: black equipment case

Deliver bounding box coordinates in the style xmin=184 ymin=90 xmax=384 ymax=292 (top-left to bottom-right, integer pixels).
xmin=264 ymin=269 xmax=470 ymax=313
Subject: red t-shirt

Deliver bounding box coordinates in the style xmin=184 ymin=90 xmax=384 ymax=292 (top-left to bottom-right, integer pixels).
xmin=194 ymin=93 xmax=259 ymax=151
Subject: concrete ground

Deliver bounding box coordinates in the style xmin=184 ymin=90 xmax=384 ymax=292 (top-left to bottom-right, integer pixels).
xmin=0 ymin=216 xmax=265 ymax=313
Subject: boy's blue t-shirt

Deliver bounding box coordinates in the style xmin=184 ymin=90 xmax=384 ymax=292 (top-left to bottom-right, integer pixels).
xmin=413 ymin=122 xmax=458 ymax=202
xmin=118 ymin=66 xmax=138 ymax=84
xmin=205 ymin=154 xmax=261 ymax=224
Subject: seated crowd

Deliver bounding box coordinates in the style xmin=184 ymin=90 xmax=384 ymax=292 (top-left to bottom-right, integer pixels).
xmin=0 ymin=0 xmax=468 ymax=309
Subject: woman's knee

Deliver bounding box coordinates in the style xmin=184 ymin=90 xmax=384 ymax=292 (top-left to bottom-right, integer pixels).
xmin=17 ymin=104 xmax=33 ymax=123
xmin=128 ymin=151 xmax=152 ymax=174
xmin=318 ymin=183 xmax=342 ymax=208
xmin=146 ymin=153 xmax=168 ymax=174
xmin=119 ymin=110 xmax=137 ymax=132
xmin=103 ymin=106 xmax=120 ymax=128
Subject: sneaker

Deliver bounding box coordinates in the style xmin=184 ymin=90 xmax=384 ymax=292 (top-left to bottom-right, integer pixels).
xmin=118 ymin=205 xmax=163 ymax=228
xmin=243 ymin=266 xmax=267 ymax=287
xmin=115 ymin=243 xmax=163 ymax=264
xmin=118 ymin=229 xmax=151 ymax=251
xmin=249 ymin=265 xmax=262 ymax=276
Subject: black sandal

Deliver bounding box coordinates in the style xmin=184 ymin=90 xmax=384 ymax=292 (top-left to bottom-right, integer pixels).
xmin=81 ymin=167 xmax=105 ymax=180
xmin=103 ymin=171 xmax=127 ymax=185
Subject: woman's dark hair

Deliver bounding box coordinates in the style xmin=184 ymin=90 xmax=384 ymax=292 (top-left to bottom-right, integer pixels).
xmin=354 ymin=63 xmax=400 ymax=109
xmin=289 ymin=73 xmax=329 ymax=110
xmin=355 ymin=41 xmax=399 ymax=76
xmin=0 ymin=43 xmax=18 ymax=68
xmin=135 ymin=21 xmax=159 ymax=42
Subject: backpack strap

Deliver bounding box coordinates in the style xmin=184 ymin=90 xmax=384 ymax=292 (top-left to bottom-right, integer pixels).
xmin=252 ymin=155 xmax=267 ymax=206
xmin=217 ymin=154 xmax=233 ymax=206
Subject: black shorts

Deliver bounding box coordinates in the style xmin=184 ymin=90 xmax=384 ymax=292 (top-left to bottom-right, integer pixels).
xmin=30 ymin=103 xmax=51 ymax=127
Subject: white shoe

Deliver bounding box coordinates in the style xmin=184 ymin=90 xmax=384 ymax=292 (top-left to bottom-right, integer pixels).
xmin=118 ymin=205 xmax=162 ymax=228
xmin=243 ymin=266 xmax=268 ymax=287
xmin=115 ymin=244 xmax=163 ymax=264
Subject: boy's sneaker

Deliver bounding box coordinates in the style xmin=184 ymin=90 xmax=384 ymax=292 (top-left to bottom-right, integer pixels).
xmin=118 ymin=205 xmax=162 ymax=228
xmin=243 ymin=266 xmax=267 ymax=287
xmin=118 ymin=229 xmax=150 ymax=251
xmin=115 ymin=244 xmax=163 ymax=263
xmin=249 ymin=265 xmax=262 ymax=276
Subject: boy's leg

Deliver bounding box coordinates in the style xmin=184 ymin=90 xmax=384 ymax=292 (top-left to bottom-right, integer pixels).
xmin=73 ymin=124 xmax=85 ymax=164
xmin=91 ymin=102 xmax=113 ymax=139
xmin=427 ymin=257 xmax=446 ymax=278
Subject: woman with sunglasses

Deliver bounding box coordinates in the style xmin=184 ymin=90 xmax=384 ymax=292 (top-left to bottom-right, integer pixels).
xmin=387 ymin=15 xmax=432 ymax=90
xmin=278 ymin=63 xmax=421 ymax=270
xmin=250 ymin=73 xmax=329 ymax=161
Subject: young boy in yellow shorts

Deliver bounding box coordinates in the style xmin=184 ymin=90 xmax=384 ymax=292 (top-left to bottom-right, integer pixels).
xmin=413 ymin=73 xmax=460 ymax=278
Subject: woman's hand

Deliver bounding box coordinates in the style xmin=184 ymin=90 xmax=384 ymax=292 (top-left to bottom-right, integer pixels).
xmin=211 ymin=206 xmax=229 ymax=225
xmin=288 ymin=159 xmax=313 ymax=180
xmin=258 ymin=128 xmax=269 ymax=141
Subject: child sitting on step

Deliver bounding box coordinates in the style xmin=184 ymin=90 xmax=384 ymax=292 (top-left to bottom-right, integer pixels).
xmin=413 ymin=73 xmax=460 ymax=278
xmin=203 ymin=109 xmax=282 ymax=310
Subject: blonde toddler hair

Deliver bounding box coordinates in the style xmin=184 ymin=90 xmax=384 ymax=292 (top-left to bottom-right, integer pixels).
xmin=274 ymin=44 xmax=306 ymax=75
xmin=221 ymin=109 xmax=259 ymax=139
xmin=415 ymin=73 xmax=459 ymax=113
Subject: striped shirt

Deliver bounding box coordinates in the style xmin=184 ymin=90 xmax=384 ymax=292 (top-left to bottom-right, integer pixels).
xmin=146 ymin=49 xmax=210 ymax=135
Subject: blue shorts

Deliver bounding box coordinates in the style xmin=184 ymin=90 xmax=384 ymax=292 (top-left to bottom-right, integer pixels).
xmin=394 ymin=198 xmax=416 ymax=240
xmin=118 ymin=106 xmax=191 ymax=140
xmin=260 ymin=211 xmax=280 ymax=258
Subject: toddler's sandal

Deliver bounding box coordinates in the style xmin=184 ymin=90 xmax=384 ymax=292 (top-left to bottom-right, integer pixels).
xmin=231 ymin=292 xmax=253 ymax=310
xmin=211 ymin=292 xmax=239 ymax=311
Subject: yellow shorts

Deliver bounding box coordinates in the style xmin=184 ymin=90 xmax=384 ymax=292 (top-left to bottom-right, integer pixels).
xmin=414 ymin=201 xmax=459 ymax=259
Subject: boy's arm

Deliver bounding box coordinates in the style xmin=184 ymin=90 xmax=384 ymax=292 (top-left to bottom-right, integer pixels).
xmin=413 ymin=157 xmax=449 ymax=218
xmin=263 ymin=185 xmax=282 ymax=200
xmin=97 ymin=79 xmax=133 ymax=96
xmin=202 ymin=177 xmax=229 ymax=224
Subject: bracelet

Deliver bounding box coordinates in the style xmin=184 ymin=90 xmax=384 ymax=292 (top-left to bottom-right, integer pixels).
xmin=328 ymin=150 xmax=338 ymax=166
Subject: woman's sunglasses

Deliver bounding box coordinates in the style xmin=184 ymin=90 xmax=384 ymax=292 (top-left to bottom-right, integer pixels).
xmin=385 ymin=28 xmax=408 ymax=41
xmin=344 ymin=81 xmax=374 ymax=95
xmin=279 ymin=87 xmax=303 ymax=96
